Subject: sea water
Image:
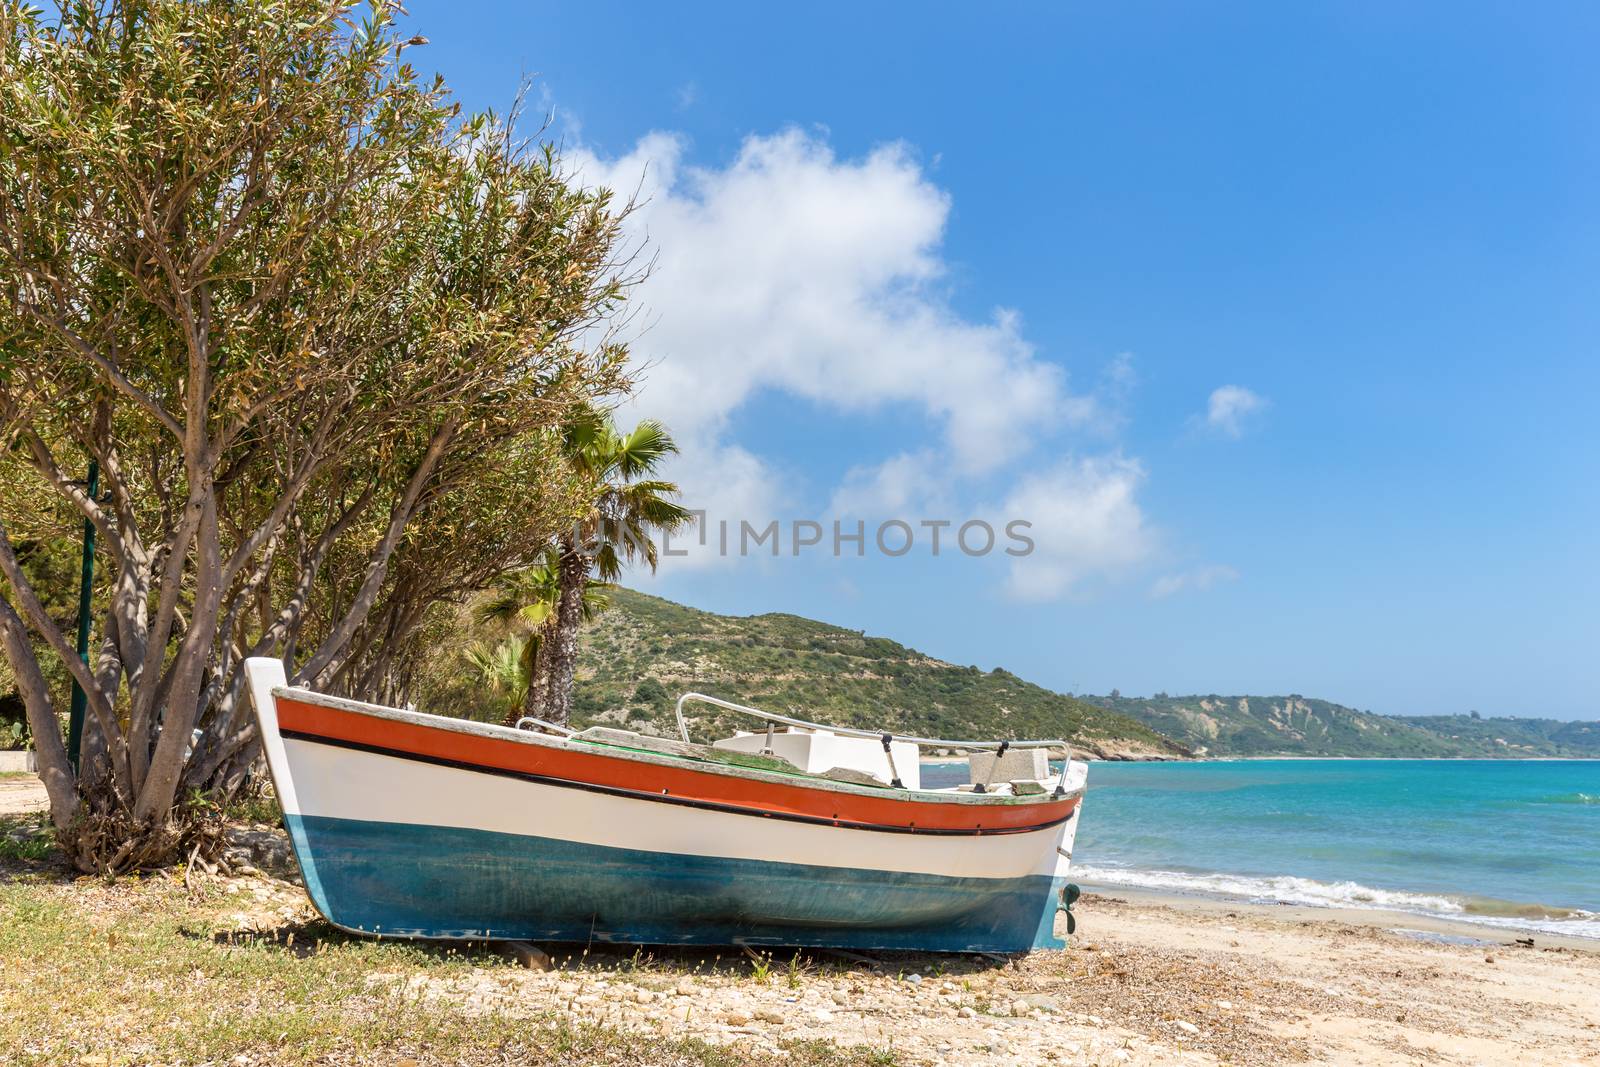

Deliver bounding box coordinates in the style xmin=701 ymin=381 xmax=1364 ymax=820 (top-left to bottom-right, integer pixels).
xmin=926 ymin=758 xmax=1600 ymax=938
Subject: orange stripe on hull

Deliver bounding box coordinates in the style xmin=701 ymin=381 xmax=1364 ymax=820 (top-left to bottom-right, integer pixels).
xmin=275 ymin=696 xmax=1077 ymax=833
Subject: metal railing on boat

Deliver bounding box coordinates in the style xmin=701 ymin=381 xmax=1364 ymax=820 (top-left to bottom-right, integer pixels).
xmin=673 ymin=691 xmax=1074 ymax=797
xmin=514 ymin=715 xmax=576 ymax=736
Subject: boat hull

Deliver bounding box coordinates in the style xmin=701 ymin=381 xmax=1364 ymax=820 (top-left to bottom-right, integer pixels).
xmin=248 ymin=660 xmax=1083 ymax=953
xmin=286 ymin=813 xmax=1065 ymax=951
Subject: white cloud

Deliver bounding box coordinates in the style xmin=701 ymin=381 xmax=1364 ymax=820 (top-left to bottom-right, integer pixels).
xmin=829 ymin=450 xmax=953 ymax=520
xmin=566 ymin=129 xmax=1152 ymax=587
xmin=569 ymin=130 xmax=1095 ymax=454
xmin=999 ymin=456 xmax=1154 ymax=601
xmin=1149 ymin=564 xmax=1240 ymax=599
xmin=1203 ymin=385 xmax=1267 ymax=437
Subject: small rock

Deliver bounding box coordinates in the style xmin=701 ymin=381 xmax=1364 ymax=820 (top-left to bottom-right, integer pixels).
xmin=830 ymin=989 xmax=849 ymax=1005
xmin=958 ymin=1006 xmax=977 ymax=1019
xmin=1485 ymin=955 xmax=1495 ymax=963
xmin=1216 ymin=999 xmax=1233 ymax=1010
xmin=1175 ymin=1019 xmax=1200 ymax=1035
xmin=1010 ymin=999 xmax=1030 ymax=1017
xmin=903 ymin=972 xmax=922 ymax=985
xmin=725 ymin=1010 xmax=752 ymax=1026
xmin=397 ymin=1060 xmax=420 ymax=1067
xmin=675 ymin=979 xmax=695 ymax=996
xmin=671 ymin=1005 xmax=692 ymax=1022
xmin=811 ymin=1008 xmax=834 ymax=1023
xmin=754 ymin=1008 xmax=784 ymax=1024
xmin=632 ymin=988 xmax=655 ymax=1004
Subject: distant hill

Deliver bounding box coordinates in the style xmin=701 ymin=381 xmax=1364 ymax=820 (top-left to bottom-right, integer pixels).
xmin=572 ymin=590 xmax=1187 ymax=759
xmin=1079 ymin=692 xmax=1600 ymax=759
xmin=1391 ymin=713 xmax=1600 ymax=758
xmin=562 ymin=590 xmax=1600 ymax=761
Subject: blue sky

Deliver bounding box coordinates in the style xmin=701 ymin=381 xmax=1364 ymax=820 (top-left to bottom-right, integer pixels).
xmin=411 ymin=2 xmax=1599 ymax=719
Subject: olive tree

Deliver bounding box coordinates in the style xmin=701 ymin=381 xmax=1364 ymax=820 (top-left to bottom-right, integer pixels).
xmin=0 ymin=0 xmax=633 ymax=870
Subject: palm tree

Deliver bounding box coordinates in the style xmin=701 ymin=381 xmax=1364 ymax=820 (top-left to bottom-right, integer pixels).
xmin=543 ymin=409 xmax=691 ymax=726
xmin=462 ymin=637 xmax=529 ymax=723
xmin=478 ymin=549 xmax=612 ymax=725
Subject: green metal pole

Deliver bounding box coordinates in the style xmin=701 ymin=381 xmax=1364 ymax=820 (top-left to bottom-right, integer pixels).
xmin=65 ymin=460 xmax=98 ymax=772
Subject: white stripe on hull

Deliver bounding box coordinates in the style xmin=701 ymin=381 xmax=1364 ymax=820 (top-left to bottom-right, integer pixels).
xmin=284 ymin=737 xmax=1082 ymax=881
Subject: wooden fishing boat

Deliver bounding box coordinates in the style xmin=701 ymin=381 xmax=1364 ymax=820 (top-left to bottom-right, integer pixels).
xmin=244 ymin=657 xmax=1086 ymax=953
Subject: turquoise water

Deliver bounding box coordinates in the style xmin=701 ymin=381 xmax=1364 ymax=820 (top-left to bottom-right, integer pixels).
xmin=928 ymin=758 xmax=1600 ymax=937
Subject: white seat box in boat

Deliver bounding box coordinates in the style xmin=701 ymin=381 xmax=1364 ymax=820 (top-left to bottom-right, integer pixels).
xmin=713 ymin=728 xmax=921 ymax=790
xmin=968 ymin=747 xmax=1050 ymax=785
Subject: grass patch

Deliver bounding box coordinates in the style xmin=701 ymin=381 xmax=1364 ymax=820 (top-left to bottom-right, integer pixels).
xmin=0 ymin=812 xmax=51 ymax=863
xmin=223 ymin=788 xmax=284 ymax=827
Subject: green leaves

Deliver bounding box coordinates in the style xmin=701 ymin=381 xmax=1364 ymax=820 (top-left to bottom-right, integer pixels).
xmin=0 ymin=0 xmax=645 ymax=845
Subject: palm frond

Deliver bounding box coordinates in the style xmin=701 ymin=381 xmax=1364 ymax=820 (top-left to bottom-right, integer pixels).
xmin=464 ymin=637 xmax=529 ymax=700
xmin=611 ymin=419 xmax=678 ymax=479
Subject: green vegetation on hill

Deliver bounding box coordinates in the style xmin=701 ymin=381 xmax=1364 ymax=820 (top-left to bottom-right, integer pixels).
xmin=1081 ymin=693 xmax=1600 ymax=758
xmin=570 ymin=590 xmax=1187 ymax=759
xmin=1397 ymin=713 xmax=1600 ymax=757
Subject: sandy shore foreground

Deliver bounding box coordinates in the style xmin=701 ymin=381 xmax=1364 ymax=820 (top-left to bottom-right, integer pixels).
xmin=328 ymin=885 xmax=1600 ymax=1066
xmin=244 ymin=843 xmax=1600 ymax=1066
xmin=1061 ymin=890 xmax=1600 ymax=1065
xmin=4 ymin=773 xmax=1598 ymax=1065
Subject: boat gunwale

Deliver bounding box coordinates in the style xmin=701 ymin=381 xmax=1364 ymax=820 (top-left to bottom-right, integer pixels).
xmin=271 ymin=685 xmax=1086 ymax=810
xmin=280 ymin=728 xmax=1078 ymax=837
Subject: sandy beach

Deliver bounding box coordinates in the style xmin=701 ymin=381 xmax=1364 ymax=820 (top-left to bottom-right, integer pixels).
xmin=449 ymin=885 xmax=1600 ymax=1067
xmin=1061 ymin=889 xmax=1600 ymax=1065
xmin=209 ymin=872 xmax=1600 ymax=1065
xmin=497 ymin=888 xmax=1600 ymax=1066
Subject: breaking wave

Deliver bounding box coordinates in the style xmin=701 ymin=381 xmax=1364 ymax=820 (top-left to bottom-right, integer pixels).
xmin=1540 ymin=792 xmax=1600 ymax=805
xmin=1073 ymin=864 xmax=1600 ymax=939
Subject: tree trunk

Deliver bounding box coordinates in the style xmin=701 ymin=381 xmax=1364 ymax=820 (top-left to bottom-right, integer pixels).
xmin=0 ymin=598 xmax=78 ymax=830
xmin=544 ymin=540 xmax=589 ymax=727
xmin=510 ymin=628 xmax=546 ymax=726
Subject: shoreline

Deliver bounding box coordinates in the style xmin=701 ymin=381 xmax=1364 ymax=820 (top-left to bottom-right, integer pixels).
xmin=1077 ymin=882 xmax=1600 ymax=953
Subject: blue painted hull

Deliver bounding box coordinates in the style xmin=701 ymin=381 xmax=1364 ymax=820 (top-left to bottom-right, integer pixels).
xmin=286 ymin=814 xmax=1065 ymax=953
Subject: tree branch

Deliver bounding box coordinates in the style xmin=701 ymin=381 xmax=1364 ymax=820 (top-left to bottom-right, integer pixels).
xmin=295 ymin=416 xmax=460 ymax=685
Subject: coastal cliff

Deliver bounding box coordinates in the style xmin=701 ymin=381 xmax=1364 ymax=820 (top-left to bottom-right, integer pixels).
xmin=1081 ymin=692 xmax=1600 ymax=759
